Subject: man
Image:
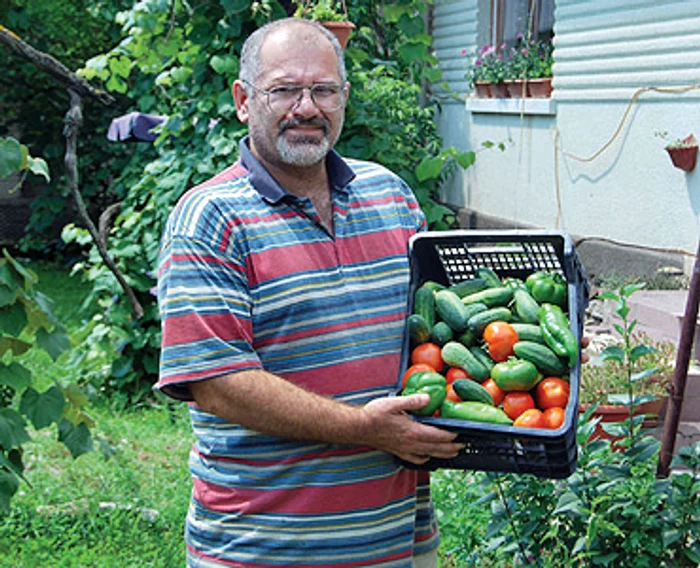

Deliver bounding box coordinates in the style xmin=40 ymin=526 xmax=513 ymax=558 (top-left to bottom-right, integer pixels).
xmin=156 ymin=17 xmax=461 ymax=567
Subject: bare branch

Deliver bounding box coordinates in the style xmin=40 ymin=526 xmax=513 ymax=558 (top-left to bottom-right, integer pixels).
xmin=0 ymin=25 xmax=114 ymax=106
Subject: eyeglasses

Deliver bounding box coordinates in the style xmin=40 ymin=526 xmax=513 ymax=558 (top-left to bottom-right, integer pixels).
xmin=242 ymin=81 xmax=346 ymax=113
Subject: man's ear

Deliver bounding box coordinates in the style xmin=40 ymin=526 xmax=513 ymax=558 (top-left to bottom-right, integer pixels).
xmin=232 ymin=80 xmax=250 ymax=123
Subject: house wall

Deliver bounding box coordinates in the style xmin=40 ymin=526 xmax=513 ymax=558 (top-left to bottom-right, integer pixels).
xmin=432 ymin=0 xmax=700 ymax=277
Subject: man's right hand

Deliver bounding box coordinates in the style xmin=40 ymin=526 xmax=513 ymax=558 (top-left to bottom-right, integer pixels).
xmin=358 ymin=395 xmax=464 ymax=465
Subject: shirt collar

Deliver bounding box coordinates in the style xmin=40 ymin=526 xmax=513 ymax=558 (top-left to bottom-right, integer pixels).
xmin=238 ymin=136 xmax=356 ymax=204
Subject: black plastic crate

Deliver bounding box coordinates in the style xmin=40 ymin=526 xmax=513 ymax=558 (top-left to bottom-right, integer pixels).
xmin=397 ymin=230 xmax=589 ymax=479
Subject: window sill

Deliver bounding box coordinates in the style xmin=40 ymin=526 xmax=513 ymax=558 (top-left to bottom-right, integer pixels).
xmin=465 ymin=97 xmax=556 ymax=116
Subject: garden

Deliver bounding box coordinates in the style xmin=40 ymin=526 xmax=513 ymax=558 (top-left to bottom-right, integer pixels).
xmin=1 ymin=1 xmax=699 ymax=566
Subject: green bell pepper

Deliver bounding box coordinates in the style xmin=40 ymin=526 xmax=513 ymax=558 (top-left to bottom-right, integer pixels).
xmin=402 ymin=371 xmax=447 ymax=416
xmin=491 ymin=357 xmax=540 ymax=392
xmin=525 ymin=271 xmax=568 ymax=308
xmin=537 ymin=303 xmax=579 ymax=368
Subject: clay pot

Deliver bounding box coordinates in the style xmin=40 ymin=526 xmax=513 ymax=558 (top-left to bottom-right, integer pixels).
xmin=321 ymin=21 xmax=355 ymax=50
xmin=527 ymin=77 xmax=553 ymax=98
xmin=666 ymin=145 xmax=698 ymax=172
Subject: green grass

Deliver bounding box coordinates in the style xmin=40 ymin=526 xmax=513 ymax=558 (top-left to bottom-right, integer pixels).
xmin=3 ymin=261 xmax=489 ymax=566
xmin=0 ymin=403 xmax=193 ymax=567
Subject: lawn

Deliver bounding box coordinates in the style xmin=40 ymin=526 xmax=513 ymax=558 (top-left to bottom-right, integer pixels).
xmin=1 ymin=261 xmax=487 ymax=566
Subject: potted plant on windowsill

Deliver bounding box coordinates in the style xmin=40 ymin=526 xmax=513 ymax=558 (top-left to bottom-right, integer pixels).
xmin=294 ymin=0 xmax=355 ymax=49
xmin=464 ymin=43 xmax=510 ymax=98
xmin=661 ymin=133 xmax=698 ymax=173
xmin=579 ymin=283 xmax=675 ymax=447
xmin=505 ymin=35 xmax=554 ymax=98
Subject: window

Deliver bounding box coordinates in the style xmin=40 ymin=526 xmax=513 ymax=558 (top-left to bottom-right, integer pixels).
xmin=490 ymin=0 xmax=554 ymax=48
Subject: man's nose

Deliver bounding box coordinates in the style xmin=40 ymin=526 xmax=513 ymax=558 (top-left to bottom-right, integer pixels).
xmin=292 ymin=88 xmax=320 ymax=115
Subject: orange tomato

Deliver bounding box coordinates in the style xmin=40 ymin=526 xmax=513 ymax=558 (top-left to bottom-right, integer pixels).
xmin=411 ymin=342 xmax=444 ymax=372
xmin=513 ymin=408 xmax=545 ymax=428
xmin=445 ymin=367 xmax=470 ymax=384
xmin=482 ymin=321 xmax=519 ymax=362
xmin=481 ymin=378 xmax=505 ymax=406
xmin=445 ymin=383 xmax=463 ymax=403
xmin=401 ymin=363 xmax=436 ymax=387
xmin=503 ymin=391 xmax=535 ymax=420
xmin=542 ymin=407 xmax=566 ymax=429
xmin=535 ymin=377 xmax=570 ymax=410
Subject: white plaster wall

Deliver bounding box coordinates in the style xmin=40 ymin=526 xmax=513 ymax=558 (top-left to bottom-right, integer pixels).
xmin=433 ymin=0 xmax=700 ymax=272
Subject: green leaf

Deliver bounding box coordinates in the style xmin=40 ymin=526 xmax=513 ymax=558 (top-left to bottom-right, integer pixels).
xmin=0 ymin=137 xmax=24 ymax=179
xmin=398 ymin=41 xmax=428 ymax=63
xmin=19 ymin=386 xmax=65 ymax=430
xmin=210 ymin=54 xmax=238 ymax=76
xmin=383 ymin=4 xmax=411 ymax=22
xmin=455 ymin=151 xmax=476 ymax=169
xmin=58 ymin=419 xmax=92 ymax=459
xmin=0 ymin=408 xmax=30 ymax=449
xmin=0 ymin=283 xmax=16 ymax=308
xmin=0 ymin=337 xmax=32 ymax=357
xmin=422 ymin=67 xmax=442 ymax=83
xmin=0 ymin=302 xmax=28 ymax=336
xmin=599 ymin=345 xmax=625 ymax=362
xmin=415 ymin=156 xmax=444 ymax=181
xmin=0 ymin=362 xmax=32 ymax=392
xmin=3 ymin=250 xmax=38 ymax=290
xmin=35 ymin=327 xmax=72 ymax=361
xmin=0 ymin=468 xmax=20 ymax=514
xmin=630 ymin=366 xmax=659 ymax=382
xmin=629 ymin=344 xmax=657 ymax=363
xmin=220 ymin=0 xmax=251 ymax=13
xmin=26 ymin=156 xmax=50 ymax=182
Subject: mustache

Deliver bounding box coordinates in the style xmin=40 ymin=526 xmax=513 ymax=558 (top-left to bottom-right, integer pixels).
xmin=279 ymin=117 xmax=330 ymax=136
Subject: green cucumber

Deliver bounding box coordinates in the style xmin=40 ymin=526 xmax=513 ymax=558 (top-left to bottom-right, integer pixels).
xmin=475 ymin=267 xmax=502 ymax=288
xmin=421 ymin=280 xmax=446 ymax=293
xmin=456 ymin=329 xmax=478 ymax=347
xmin=462 ymin=286 xmax=514 ymax=308
xmin=430 ymin=321 xmax=453 ymax=346
xmin=448 ymin=278 xmax=488 ymax=298
xmin=513 ymin=288 xmax=540 ymax=324
xmin=441 ymin=341 xmax=490 ymax=380
xmin=467 ymin=306 xmax=512 ymax=335
xmin=513 ymin=340 xmax=569 ymax=376
xmin=452 ymin=378 xmax=494 ymax=405
xmin=440 ymin=400 xmax=512 ymax=425
xmin=469 ymin=346 xmax=495 ymax=374
xmin=407 ymin=314 xmax=431 ymax=344
xmin=414 ymin=285 xmax=436 ymax=328
xmin=510 ymin=323 xmax=546 ymax=344
xmin=435 ymin=289 xmax=471 ymax=332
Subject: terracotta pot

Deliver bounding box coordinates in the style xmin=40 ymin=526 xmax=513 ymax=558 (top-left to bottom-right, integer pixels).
xmin=505 ymin=79 xmax=528 ymax=98
xmin=527 ymin=77 xmax=553 ymax=98
xmin=474 ymin=81 xmax=492 ymax=98
xmin=666 ymin=145 xmax=698 ymax=172
xmin=579 ymin=397 xmax=667 ymax=447
xmin=321 ymin=21 xmax=355 ymax=50
xmin=489 ymin=82 xmax=510 ymax=99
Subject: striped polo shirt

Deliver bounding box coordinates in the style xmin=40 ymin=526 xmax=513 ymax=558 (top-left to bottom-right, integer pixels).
xmin=156 ymin=138 xmax=437 ymax=567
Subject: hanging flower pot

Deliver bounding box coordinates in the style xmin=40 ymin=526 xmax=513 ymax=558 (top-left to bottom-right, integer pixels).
xmin=321 ymin=20 xmax=355 ymax=50
xmin=666 ymin=144 xmax=698 ymax=172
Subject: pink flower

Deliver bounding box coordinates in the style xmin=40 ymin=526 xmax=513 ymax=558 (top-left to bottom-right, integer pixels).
xmin=475 ymin=60 xmax=482 ymax=66
xmin=461 ymin=48 xmax=467 ymax=56
xmin=480 ymin=44 xmax=495 ymax=56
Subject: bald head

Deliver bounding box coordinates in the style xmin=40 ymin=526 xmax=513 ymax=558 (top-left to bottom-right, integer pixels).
xmin=239 ymin=18 xmax=346 ymax=87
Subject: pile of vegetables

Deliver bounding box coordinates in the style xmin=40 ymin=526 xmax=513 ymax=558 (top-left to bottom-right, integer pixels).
xmin=401 ymin=268 xmax=579 ymax=429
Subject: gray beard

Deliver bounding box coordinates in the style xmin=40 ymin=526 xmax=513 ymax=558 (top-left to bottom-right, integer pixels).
xmin=277 ymin=135 xmax=330 ymax=167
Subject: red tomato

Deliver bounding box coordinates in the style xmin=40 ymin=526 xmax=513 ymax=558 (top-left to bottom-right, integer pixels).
xmin=513 ymin=408 xmax=545 ymax=428
xmin=542 ymin=407 xmax=566 ymax=429
xmin=445 ymin=367 xmax=470 ymax=384
xmin=482 ymin=321 xmax=519 ymax=362
xmin=481 ymin=378 xmax=505 ymax=406
xmin=402 ymin=363 xmax=436 ymax=388
xmin=411 ymin=342 xmax=444 ymax=372
xmin=445 ymin=383 xmax=463 ymax=402
xmin=535 ymin=377 xmax=571 ymax=410
xmin=503 ymin=391 xmax=535 ymax=420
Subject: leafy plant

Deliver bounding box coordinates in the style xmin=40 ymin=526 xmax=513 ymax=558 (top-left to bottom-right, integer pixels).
xmin=507 ymin=34 xmax=553 ymax=80
xmin=656 ymin=132 xmax=698 ymax=149
xmin=294 ymin=0 xmax=348 ymax=22
xmin=0 ymin=251 xmax=92 ymax=512
xmin=463 ymin=43 xmax=510 ymax=86
xmin=0 ymin=136 xmax=50 ymax=187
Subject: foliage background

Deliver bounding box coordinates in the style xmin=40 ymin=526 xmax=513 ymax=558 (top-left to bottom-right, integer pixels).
xmin=2 ymin=0 xmax=473 ymax=403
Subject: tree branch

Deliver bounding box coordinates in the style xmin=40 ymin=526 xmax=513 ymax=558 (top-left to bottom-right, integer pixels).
xmin=64 ymin=91 xmax=143 ymax=319
xmin=0 ymin=25 xmax=115 ymax=105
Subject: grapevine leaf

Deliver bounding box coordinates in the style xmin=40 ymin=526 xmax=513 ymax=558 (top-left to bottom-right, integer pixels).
xmin=35 ymin=327 xmax=71 ymax=361
xmin=0 ymin=408 xmax=30 ymax=449
xmin=0 ymin=302 xmax=28 ymax=336
xmin=58 ymin=419 xmax=93 ymax=459
xmin=0 ymin=362 xmax=32 ymax=391
xmin=20 ymin=386 xmax=66 ymax=430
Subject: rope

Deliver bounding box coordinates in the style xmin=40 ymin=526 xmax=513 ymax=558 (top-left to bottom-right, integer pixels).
xmin=553 ymin=84 xmax=700 ymax=254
